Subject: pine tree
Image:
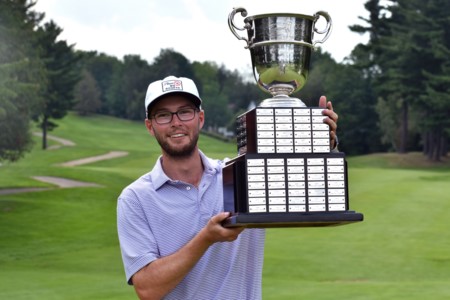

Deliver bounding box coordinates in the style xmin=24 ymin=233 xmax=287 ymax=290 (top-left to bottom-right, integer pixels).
xmin=35 ymin=21 xmax=81 ymax=149
xmin=0 ymin=0 xmax=46 ymax=162
xmin=415 ymin=0 xmax=450 ymax=160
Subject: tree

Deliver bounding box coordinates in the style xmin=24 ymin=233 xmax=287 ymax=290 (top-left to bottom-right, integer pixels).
xmin=0 ymin=0 xmax=46 ymax=162
xmin=77 ymin=51 xmax=121 ymax=114
xmin=307 ymin=50 xmax=383 ymax=154
xmin=191 ymin=62 xmax=230 ymax=131
xmin=151 ymin=48 xmax=197 ymax=81
xmin=348 ymin=0 xmax=396 ymax=152
xmin=35 ymin=21 xmax=81 ymax=149
xmin=375 ymin=1 xmax=423 ymax=153
xmin=349 ymin=0 xmax=450 ymax=160
xmin=216 ymin=64 xmax=263 ymax=115
xmin=379 ymin=0 xmax=450 ymax=160
xmin=413 ymin=0 xmax=450 ymax=160
xmin=73 ymin=70 xmax=101 ymax=116
xmin=106 ymin=54 xmax=152 ymax=120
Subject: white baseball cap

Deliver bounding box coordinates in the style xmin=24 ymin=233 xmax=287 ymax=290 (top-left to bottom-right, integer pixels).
xmin=144 ymin=76 xmax=202 ymax=114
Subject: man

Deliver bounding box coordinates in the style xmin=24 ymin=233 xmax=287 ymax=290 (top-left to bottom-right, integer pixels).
xmin=117 ymin=75 xmax=339 ymax=300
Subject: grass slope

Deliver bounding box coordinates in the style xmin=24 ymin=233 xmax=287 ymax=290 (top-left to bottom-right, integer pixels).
xmin=1 ymin=113 xmax=449 ymax=299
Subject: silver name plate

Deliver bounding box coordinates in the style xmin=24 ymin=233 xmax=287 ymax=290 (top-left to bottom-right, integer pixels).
xmin=245 ymin=154 xmax=347 ymax=213
xmin=254 ymin=107 xmax=331 ymax=154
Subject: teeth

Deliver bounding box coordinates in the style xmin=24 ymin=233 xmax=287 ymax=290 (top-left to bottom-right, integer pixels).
xmin=172 ymin=134 xmax=185 ymax=138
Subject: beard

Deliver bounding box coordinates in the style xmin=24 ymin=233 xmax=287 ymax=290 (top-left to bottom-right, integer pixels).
xmin=154 ymin=129 xmax=200 ymax=158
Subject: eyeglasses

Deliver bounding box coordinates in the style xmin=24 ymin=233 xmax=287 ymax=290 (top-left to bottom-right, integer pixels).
xmin=151 ymin=107 xmax=198 ymax=124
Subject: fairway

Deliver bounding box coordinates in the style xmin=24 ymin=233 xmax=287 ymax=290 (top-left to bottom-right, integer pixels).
xmin=0 ymin=113 xmax=449 ymax=299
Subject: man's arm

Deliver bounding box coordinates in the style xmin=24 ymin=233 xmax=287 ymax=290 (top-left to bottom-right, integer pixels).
xmin=132 ymin=212 xmax=244 ymax=300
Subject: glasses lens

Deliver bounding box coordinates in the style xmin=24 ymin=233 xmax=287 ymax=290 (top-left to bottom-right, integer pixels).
xmin=177 ymin=108 xmax=195 ymax=121
xmin=153 ymin=108 xmax=197 ymax=124
xmin=154 ymin=112 xmax=172 ymax=124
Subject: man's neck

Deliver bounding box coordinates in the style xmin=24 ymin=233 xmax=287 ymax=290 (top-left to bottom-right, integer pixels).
xmin=160 ymin=149 xmax=204 ymax=187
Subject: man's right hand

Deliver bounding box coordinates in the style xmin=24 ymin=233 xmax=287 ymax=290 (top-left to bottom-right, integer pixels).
xmin=132 ymin=212 xmax=244 ymax=299
xmin=202 ymin=212 xmax=245 ymax=244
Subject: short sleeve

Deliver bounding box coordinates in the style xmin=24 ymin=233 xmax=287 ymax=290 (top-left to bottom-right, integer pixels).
xmin=117 ymin=192 xmax=159 ymax=284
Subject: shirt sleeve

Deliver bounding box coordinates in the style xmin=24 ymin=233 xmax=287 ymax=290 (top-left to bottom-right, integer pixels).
xmin=117 ymin=191 xmax=159 ymax=285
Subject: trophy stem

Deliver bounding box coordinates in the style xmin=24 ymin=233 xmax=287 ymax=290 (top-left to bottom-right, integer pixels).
xmin=268 ymin=83 xmax=294 ymax=97
xmin=257 ymin=83 xmax=306 ymax=107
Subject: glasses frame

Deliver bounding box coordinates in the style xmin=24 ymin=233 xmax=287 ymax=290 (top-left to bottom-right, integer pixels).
xmin=150 ymin=107 xmax=199 ymax=125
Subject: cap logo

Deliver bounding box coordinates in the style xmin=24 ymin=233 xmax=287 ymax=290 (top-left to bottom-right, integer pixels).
xmin=162 ymin=80 xmax=183 ymax=92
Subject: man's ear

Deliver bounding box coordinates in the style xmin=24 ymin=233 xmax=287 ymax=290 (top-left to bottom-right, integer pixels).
xmin=198 ymin=109 xmax=205 ymax=130
xmin=145 ymin=119 xmax=155 ymax=136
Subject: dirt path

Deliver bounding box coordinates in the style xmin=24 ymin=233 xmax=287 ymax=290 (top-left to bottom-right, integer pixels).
xmin=32 ymin=176 xmax=103 ymax=188
xmin=0 ymin=176 xmax=103 ymax=196
xmin=0 ymin=135 xmax=129 ymax=196
xmin=33 ymin=132 xmax=76 ymax=149
xmin=0 ymin=187 xmax=51 ymax=196
xmin=59 ymin=151 xmax=128 ymax=167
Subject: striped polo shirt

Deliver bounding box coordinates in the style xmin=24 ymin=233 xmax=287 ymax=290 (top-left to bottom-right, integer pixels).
xmin=117 ymin=151 xmax=266 ymax=300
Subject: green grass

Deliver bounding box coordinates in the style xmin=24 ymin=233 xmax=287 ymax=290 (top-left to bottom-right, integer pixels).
xmin=1 ymin=112 xmax=449 ymax=299
xmin=263 ymin=166 xmax=450 ymax=299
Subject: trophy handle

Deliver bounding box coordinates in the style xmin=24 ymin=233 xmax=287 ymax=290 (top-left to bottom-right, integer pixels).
xmin=228 ymin=7 xmax=250 ymax=47
xmin=312 ymin=11 xmax=333 ymax=47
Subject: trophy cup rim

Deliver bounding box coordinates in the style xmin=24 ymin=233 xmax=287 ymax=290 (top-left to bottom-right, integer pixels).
xmin=244 ymin=12 xmax=317 ymax=22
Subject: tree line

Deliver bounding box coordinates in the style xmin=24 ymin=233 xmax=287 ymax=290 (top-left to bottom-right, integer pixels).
xmin=1 ymin=0 xmax=448 ymax=162
xmin=349 ymin=0 xmax=450 ymax=160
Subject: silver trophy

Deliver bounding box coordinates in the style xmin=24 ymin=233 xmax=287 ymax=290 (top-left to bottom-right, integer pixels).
xmin=223 ymin=8 xmax=363 ymax=227
xmin=228 ymin=7 xmax=332 ymax=107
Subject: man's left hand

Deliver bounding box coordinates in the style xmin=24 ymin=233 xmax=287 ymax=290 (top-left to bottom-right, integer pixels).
xmin=319 ymin=95 xmax=338 ymax=149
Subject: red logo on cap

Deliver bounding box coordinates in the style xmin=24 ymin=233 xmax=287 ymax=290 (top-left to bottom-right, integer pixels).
xmin=162 ymin=80 xmax=183 ymax=92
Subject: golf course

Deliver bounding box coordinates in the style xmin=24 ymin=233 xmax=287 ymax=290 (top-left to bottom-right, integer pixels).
xmin=1 ymin=112 xmax=449 ymax=299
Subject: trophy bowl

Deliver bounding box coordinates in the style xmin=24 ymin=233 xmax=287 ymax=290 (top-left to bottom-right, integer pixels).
xmin=228 ymin=8 xmax=332 ymax=107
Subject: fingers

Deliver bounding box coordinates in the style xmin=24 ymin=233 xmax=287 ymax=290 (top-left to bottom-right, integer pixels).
xmin=224 ymin=226 xmax=245 ymax=242
xmin=319 ymin=96 xmax=338 ymax=123
xmin=320 ymin=101 xmax=338 ymax=126
xmin=326 ymin=100 xmax=333 ymax=111
xmin=318 ymin=95 xmax=327 ymax=108
xmin=319 ymin=96 xmax=338 ymax=149
xmin=211 ymin=212 xmax=231 ymax=224
xmin=206 ymin=213 xmax=245 ymax=243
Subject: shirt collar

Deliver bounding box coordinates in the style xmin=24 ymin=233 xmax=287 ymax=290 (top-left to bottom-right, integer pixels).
xmin=150 ymin=150 xmax=221 ymax=190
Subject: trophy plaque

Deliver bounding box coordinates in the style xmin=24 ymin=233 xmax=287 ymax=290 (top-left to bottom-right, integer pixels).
xmin=223 ymin=7 xmax=364 ymax=228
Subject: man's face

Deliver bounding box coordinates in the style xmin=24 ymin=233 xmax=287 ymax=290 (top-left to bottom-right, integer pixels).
xmin=145 ymin=95 xmax=204 ymax=158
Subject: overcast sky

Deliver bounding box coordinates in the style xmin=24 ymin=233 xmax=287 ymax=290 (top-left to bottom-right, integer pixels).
xmin=34 ymin=0 xmax=370 ymax=74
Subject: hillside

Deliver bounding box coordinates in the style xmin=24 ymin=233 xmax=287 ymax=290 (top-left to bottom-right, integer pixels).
xmin=0 ymin=113 xmax=449 ymax=299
